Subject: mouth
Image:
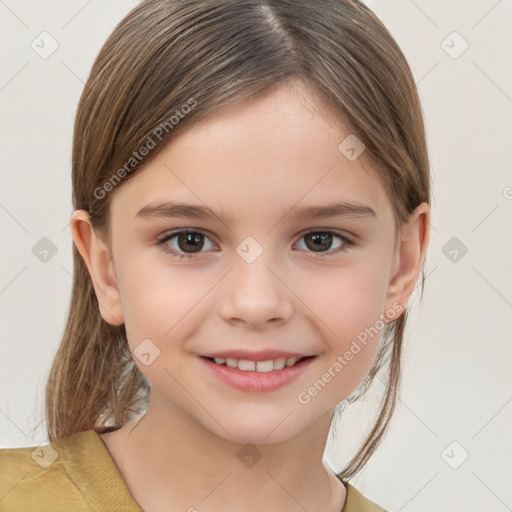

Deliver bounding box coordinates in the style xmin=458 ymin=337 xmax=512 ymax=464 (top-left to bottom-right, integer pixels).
xmin=200 ymin=355 xmax=315 ymax=372
xmin=200 ymin=354 xmax=317 ymax=392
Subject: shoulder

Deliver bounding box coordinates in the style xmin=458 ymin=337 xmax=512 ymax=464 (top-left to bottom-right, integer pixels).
xmin=343 ymin=481 xmax=388 ymax=512
xmin=0 ymin=430 xmax=140 ymax=511
xmin=0 ymin=431 xmax=94 ymax=510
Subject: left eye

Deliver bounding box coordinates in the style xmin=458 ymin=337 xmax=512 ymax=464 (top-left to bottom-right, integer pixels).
xmin=157 ymin=229 xmax=354 ymax=260
xmin=295 ymin=230 xmax=354 ymax=255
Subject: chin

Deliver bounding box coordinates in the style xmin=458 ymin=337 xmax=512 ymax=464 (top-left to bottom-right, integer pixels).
xmin=204 ymin=408 xmax=319 ymax=447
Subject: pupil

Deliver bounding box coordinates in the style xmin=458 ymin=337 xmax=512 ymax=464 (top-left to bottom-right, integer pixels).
xmin=179 ymin=232 xmax=203 ymax=253
xmin=308 ymin=233 xmax=332 ymax=252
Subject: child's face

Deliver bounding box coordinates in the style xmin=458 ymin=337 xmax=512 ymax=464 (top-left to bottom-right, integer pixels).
xmin=94 ymin=82 xmax=410 ymax=444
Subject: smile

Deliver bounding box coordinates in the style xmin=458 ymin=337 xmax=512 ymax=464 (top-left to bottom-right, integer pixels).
xmin=200 ymin=355 xmax=316 ymax=392
xmin=204 ymin=356 xmax=312 ymax=372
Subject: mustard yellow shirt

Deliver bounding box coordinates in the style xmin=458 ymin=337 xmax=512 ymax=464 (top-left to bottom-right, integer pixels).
xmin=0 ymin=430 xmax=387 ymax=511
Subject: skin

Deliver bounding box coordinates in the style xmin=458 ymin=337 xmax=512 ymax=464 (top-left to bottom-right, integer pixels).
xmin=70 ymin=81 xmax=430 ymax=512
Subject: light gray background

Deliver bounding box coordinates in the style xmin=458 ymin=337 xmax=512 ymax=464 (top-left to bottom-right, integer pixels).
xmin=1 ymin=1 xmax=511 ymax=511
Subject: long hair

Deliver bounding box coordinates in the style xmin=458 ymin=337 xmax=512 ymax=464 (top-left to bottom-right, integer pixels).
xmin=44 ymin=0 xmax=431 ymax=481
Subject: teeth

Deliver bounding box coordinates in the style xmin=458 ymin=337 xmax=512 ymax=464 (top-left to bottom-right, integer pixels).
xmin=285 ymin=357 xmax=298 ymax=367
xmin=256 ymin=360 xmax=274 ymax=372
xmin=274 ymin=358 xmax=286 ymax=370
xmin=239 ymin=359 xmax=256 ymax=371
xmin=226 ymin=358 xmax=238 ymax=368
xmin=211 ymin=356 xmax=303 ymax=372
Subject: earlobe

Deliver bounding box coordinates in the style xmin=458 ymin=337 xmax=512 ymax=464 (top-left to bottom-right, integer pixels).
xmin=69 ymin=209 xmax=124 ymax=326
xmin=383 ymin=202 xmax=430 ymax=321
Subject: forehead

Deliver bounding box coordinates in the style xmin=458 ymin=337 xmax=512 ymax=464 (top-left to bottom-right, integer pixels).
xmin=111 ymin=83 xmax=392 ymax=225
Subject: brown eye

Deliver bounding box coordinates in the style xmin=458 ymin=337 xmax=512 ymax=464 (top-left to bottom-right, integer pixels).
xmin=175 ymin=232 xmax=205 ymax=253
xmin=158 ymin=229 xmax=215 ymax=259
xmin=304 ymin=232 xmax=334 ymax=252
xmin=157 ymin=228 xmax=354 ymax=262
xmin=295 ymin=230 xmax=354 ymax=256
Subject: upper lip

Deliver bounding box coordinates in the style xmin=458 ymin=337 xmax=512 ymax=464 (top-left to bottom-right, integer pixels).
xmin=201 ymin=349 xmax=314 ymax=362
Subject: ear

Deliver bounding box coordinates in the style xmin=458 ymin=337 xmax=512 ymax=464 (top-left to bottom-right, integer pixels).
xmin=69 ymin=209 xmax=124 ymax=326
xmin=383 ymin=202 xmax=430 ymax=321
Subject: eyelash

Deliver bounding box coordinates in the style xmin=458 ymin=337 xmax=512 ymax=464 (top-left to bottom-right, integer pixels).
xmin=156 ymin=228 xmax=355 ymax=261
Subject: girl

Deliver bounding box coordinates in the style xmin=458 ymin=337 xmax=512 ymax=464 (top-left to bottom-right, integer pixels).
xmin=0 ymin=0 xmax=430 ymax=510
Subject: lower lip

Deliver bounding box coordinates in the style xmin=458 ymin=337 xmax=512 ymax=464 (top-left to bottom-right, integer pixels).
xmin=200 ymin=356 xmax=316 ymax=393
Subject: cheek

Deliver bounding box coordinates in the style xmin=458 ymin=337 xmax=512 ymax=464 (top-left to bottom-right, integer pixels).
xmin=115 ymin=258 xmax=180 ymax=338
xmin=301 ymin=257 xmax=387 ymax=333
xmin=300 ymin=262 xmax=388 ymax=394
xmin=117 ymin=259 xmax=215 ymax=357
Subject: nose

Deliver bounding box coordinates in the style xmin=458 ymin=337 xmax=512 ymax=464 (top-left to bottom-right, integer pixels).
xmin=217 ymin=248 xmax=294 ymax=328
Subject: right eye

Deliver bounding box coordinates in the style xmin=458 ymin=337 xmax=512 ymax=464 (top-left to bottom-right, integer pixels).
xmin=157 ymin=229 xmax=216 ymax=260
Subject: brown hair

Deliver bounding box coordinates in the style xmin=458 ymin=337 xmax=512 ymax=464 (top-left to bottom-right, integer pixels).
xmin=43 ymin=0 xmax=430 ymax=481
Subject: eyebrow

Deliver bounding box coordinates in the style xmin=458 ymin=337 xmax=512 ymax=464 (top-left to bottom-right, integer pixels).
xmin=135 ymin=200 xmax=377 ymax=223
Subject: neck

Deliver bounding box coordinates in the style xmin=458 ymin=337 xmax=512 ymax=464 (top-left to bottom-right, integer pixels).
xmin=103 ymin=390 xmax=346 ymax=512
